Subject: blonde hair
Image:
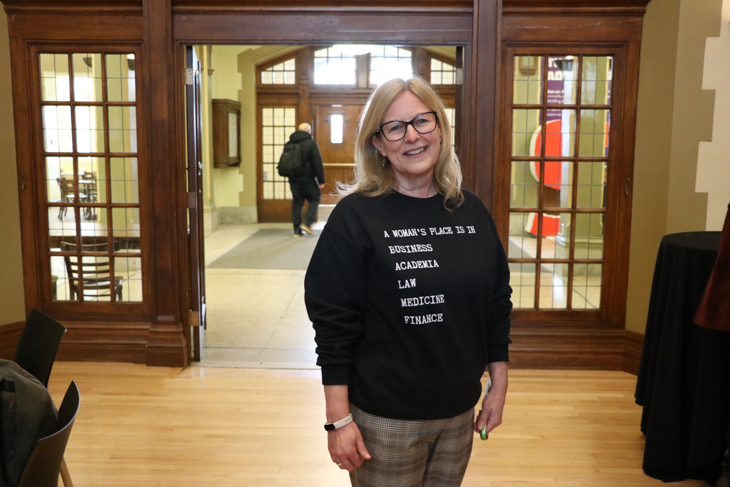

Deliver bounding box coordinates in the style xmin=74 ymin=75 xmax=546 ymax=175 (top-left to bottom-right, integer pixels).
xmin=338 ymin=77 xmax=464 ymax=209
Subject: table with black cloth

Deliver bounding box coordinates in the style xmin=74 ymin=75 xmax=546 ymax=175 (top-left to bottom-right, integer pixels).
xmin=635 ymin=231 xmax=730 ymax=484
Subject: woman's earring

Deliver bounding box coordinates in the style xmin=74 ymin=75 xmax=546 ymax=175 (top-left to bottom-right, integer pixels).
xmin=382 ymin=156 xmax=388 ymax=167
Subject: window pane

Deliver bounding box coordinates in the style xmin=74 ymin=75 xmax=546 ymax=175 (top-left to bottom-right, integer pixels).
xmin=43 ymin=106 xmax=73 ymax=153
xmin=106 ymin=54 xmax=136 ymax=102
xmin=112 ymin=207 xmax=141 ymax=252
xmin=331 ymin=114 xmax=343 ymax=144
xmin=509 ymin=262 xmax=536 ymax=309
xmin=75 ymin=106 xmax=105 ymax=153
xmin=581 ymin=56 xmax=612 ymax=106
xmin=71 ymin=254 xmax=114 ymax=302
xmin=79 ymin=208 xmax=108 ymax=247
xmin=576 ymin=162 xmax=606 ymax=208
xmin=575 ymin=213 xmax=604 ymax=259
xmin=547 ymin=56 xmax=578 ymax=105
xmin=543 ymin=160 xmax=573 ymax=209
xmin=72 ymin=53 xmax=103 ymax=102
xmin=110 ymin=157 xmax=139 ymax=204
xmin=540 ymin=213 xmax=571 ymax=260
xmin=46 ymin=156 xmax=74 ymax=203
xmin=263 ymin=145 xmax=274 ymax=163
xmin=115 ymin=257 xmax=143 ymax=301
xmin=508 ymin=212 xmax=536 ymax=258
xmin=314 ymin=47 xmax=356 ymax=85
xmin=48 ymin=206 xmax=76 ymax=251
xmin=260 ymin=107 xmax=295 ymax=200
xmin=513 ymin=56 xmax=543 ymax=105
xmin=262 ymin=59 xmax=296 ymax=85
xmin=539 ymin=263 xmax=569 ymax=309
xmin=40 ymin=54 xmax=70 ymax=102
xmin=444 ymin=108 xmax=456 ymax=149
xmin=370 ymin=46 xmax=412 ymax=86
xmin=510 ymin=161 xmax=539 ymax=209
xmin=78 ymin=157 xmax=106 ymax=204
xmin=572 ymin=264 xmax=602 ymax=309
xmin=545 ymin=111 xmax=576 ymax=158
xmin=109 ymin=106 xmax=137 ymax=153
xmin=430 ymin=58 xmax=456 ymax=86
xmin=512 ymin=109 xmax=542 ymax=157
xmin=579 ymin=109 xmax=610 ymax=157
xmin=50 ymin=256 xmax=72 ymax=301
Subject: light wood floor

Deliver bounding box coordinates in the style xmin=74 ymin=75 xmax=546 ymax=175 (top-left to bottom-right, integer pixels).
xmin=47 ymin=362 xmax=728 ymax=487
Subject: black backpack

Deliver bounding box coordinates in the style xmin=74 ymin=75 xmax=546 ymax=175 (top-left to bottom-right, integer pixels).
xmin=0 ymin=360 xmax=59 ymax=487
xmin=277 ymin=141 xmax=307 ymax=178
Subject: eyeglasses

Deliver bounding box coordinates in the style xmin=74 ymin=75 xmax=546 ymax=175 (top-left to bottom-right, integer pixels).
xmin=376 ymin=112 xmax=439 ymax=142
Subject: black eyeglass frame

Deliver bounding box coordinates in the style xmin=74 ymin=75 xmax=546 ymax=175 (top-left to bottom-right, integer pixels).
xmin=375 ymin=111 xmax=439 ymax=142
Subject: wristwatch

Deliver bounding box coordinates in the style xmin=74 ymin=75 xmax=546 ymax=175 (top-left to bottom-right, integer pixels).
xmin=324 ymin=413 xmax=353 ymax=431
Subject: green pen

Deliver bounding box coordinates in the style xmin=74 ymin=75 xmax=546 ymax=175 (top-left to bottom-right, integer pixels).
xmin=478 ymin=376 xmax=492 ymax=440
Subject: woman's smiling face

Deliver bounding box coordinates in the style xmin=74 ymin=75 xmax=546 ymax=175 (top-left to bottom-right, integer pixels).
xmin=371 ymin=90 xmax=442 ymax=188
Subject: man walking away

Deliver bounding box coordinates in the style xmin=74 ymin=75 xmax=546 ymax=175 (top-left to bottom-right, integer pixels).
xmin=288 ymin=123 xmax=325 ymax=237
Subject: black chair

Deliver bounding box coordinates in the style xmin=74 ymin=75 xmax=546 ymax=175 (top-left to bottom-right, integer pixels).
xmin=17 ymin=381 xmax=80 ymax=487
xmin=13 ymin=309 xmax=74 ymax=486
xmin=13 ymin=309 xmax=67 ymax=388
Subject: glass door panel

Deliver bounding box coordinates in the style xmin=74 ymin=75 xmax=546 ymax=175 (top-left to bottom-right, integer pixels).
xmin=39 ymin=51 xmax=143 ymax=303
xmin=508 ymin=53 xmax=612 ymax=312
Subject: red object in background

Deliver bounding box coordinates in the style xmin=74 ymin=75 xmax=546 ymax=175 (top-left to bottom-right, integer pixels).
xmin=525 ymin=212 xmax=560 ymax=237
xmin=532 ymin=119 xmax=563 ymax=189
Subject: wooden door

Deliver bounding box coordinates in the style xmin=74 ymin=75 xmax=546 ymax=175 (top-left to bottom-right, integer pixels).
xmin=314 ymin=105 xmax=360 ymax=205
xmin=185 ymin=46 xmax=206 ymax=361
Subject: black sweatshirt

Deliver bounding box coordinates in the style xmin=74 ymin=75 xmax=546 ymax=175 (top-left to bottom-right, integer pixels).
xmin=305 ymin=189 xmax=512 ymax=420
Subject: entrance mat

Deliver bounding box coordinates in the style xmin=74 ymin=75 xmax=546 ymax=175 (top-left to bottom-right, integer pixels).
xmin=207 ymin=228 xmax=321 ymax=270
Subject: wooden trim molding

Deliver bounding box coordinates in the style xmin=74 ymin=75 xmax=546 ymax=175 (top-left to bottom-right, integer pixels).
xmin=0 ymin=321 xmax=24 ymax=360
xmin=623 ymin=330 xmax=644 ymax=375
xmin=502 ymin=0 xmax=650 ymax=15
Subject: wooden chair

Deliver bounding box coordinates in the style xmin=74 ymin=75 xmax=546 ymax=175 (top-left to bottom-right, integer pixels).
xmin=16 ymin=381 xmax=80 ymax=487
xmin=61 ymin=241 xmax=124 ymax=301
xmin=56 ymin=177 xmax=89 ymax=221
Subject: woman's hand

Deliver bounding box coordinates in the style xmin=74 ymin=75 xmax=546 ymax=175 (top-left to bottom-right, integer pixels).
xmin=328 ymin=422 xmax=371 ymax=472
xmin=323 ymin=384 xmax=371 ymax=471
xmin=474 ymin=361 xmax=508 ymax=434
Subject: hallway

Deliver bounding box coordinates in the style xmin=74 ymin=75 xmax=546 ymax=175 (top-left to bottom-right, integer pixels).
xmin=199 ymin=209 xmax=331 ymax=368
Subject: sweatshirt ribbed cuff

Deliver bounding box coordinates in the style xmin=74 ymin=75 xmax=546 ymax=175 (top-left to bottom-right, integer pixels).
xmin=487 ymin=343 xmax=509 ymax=363
xmin=321 ymin=364 xmax=351 ymax=385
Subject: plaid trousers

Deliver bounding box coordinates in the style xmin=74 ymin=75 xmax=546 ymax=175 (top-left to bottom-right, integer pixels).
xmin=349 ymin=404 xmax=475 ymax=487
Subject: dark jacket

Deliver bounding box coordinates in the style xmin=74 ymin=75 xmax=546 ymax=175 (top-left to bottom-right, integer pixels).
xmin=288 ymin=130 xmax=325 ymax=184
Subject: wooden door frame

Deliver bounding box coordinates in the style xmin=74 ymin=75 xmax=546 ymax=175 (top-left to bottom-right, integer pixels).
xmin=168 ymin=4 xmax=499 ymax=364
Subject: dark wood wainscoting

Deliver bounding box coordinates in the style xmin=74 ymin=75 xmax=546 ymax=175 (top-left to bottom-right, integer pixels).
xmin=509 ymin=325 xmax=644 ymax=374
xmin=0 ymin=321 xmax=24 ymax=359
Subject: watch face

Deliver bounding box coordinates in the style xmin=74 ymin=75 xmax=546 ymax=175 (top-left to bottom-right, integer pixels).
xmin=324 ymin=423 xmax=335 ymax=431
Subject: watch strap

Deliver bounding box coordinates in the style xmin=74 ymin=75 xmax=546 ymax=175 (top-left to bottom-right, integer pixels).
xmin=324 ymin=413 xmax=353 ymax=431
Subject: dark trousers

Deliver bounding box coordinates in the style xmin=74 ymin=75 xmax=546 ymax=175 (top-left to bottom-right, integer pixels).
xmin=289 ymin=178 xmax=321 ymax=229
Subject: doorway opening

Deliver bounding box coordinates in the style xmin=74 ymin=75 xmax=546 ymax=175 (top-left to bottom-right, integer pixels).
xmin=188 ymin=44 xmax=462 ymax=368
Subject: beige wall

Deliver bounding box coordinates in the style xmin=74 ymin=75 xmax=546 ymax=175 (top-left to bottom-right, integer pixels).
xmin=0 ymin=5 xmax=27 ymax=324
xmin=237 ymin=49 xmax=258 ymax=209
xmin=626 ymin=0 xmax=724 ymax=334
xmin=698 ymin=0 xmax=730 ymax=227
xmin=210 ymin=46 xmax=246 ymax=210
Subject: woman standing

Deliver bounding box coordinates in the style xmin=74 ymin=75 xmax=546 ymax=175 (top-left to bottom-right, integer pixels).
xmin=305 ymin=77 xmax=512 ymax=486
